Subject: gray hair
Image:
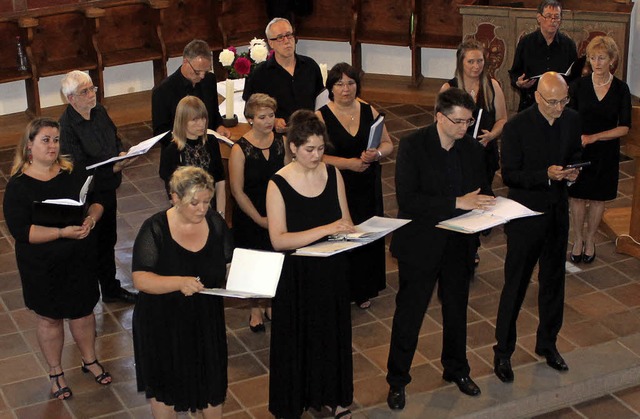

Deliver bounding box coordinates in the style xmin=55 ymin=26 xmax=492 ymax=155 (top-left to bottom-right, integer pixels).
xmin=183 ymin=39 xmax=211 ymax=61
xmin=61 ymin=70 xmax=92 ymax=98
xmin=265 ymin=17 xmax=292 ymax=39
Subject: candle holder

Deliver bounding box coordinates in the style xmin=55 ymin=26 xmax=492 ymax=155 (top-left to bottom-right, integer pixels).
xmin=222 ymin=114 xmax=238 ymax=128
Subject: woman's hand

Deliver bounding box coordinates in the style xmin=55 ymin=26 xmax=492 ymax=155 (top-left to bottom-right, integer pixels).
xmin=346 ymin=157 xmax=370 ymax=172
xmin=60 ymin=225 xmax=90 ymax=240
xmin=456 ymin=188 xmax=496 ymax=211
xmin=180 ymin=276 xmax=204 ymax=296
xmin=327 ymin=219 xmax=356 ymax=236
xmin=274 ymin=118 xmax=287 ymax=133
xmin=477 ymin=130 xmax=495 ymax=147
xmin=360 ymin=149 xmax=381 ymax=164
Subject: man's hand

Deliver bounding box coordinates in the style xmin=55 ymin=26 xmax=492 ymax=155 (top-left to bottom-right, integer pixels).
xmin=548 ymin=165 xmax=579 ymax=182
xmin=516 ymin=73 xmax=536 ymax=89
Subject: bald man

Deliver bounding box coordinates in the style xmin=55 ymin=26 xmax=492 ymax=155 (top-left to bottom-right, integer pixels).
xmin=493 ymin=72 xmax=582 ymax=382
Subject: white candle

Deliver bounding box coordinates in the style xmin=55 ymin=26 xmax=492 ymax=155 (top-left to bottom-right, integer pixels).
xmin=320 ymin=63 xmax=328 ymax=87
xmin=225 ymin=78 xmax=234 ymax=118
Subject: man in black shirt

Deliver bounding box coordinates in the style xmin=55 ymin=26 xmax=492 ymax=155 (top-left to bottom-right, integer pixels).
xmin=242 ymin=17 xmax=324 ymax=133
xmin=152 ymin=39 xmax=231 ymax=145
xmin=509 ymin=0 xmax=577 ymax=111
xmin=59 ymin=70 xmax=137 ymax=304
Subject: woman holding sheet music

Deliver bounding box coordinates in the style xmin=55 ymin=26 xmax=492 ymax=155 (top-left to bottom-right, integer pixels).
xmin=229 ymin=93 xmax=285 ymax=332
xmin=440 ymin=39 xmax=507 ymax=186
xmin=266 ymin=110 xmax=355 ymax=419
xmin=316 ymin=62 xmax=393 ymax=309
xmin=4 ymin=118 xmax=108 ymax=400
xmin=159 ymin=96 xmax=226 ymax=217
xmin=132 ymin=166 xmax=233 ymax=417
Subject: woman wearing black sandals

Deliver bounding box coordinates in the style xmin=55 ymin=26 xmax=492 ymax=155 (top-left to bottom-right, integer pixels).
xmin=3 ymin=118 xmax=111 ymax=400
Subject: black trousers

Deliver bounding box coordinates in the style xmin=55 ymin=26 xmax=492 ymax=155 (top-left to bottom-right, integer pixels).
xmin=95 ymin=189 xmax=121 ymax=296
xmin=494 ymin=204 xmax=568 ymax=359
xmin=387 ymin=236 xmax=473 ymax=387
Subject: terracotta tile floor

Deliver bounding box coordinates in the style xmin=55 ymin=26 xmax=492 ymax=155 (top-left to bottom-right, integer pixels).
xmin=0 ymin=102 xmax=639 ymax=418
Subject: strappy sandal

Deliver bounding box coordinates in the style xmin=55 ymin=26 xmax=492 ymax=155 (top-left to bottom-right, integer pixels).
xmin=333 ymin=407 xmax=352 ymax=419
xmin=81 ymin=359 xmax=112 ymax=385
xmin=49 ymin=372 xmax=72 ymax=400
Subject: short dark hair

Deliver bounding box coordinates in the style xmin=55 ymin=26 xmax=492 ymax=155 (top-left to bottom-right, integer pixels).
xmin=326 ymin=62 xmax=361 ymax=101
xmin=287 ymin=109 xmax=329 ymax=148
xmin=183 ymin=39 xmax=211 ymax=61
xmin=435 ymin=88 xmax=475 ymax=115
xmin=537 ymin=0 xmax=562 ymax=14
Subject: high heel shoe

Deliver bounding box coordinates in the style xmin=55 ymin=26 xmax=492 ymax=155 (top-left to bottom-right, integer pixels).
xmin=569 ymin=242 xmax=583 ymax=263
xmin=583 ymin=244 xmax=596 ymax=264
xmin=81 ymin=359 xmax=112 ymax=385
xmin=249 ymin=316 xmax=265 ymax=333
xmin=50 ymin=372 xmax=72 ymax=400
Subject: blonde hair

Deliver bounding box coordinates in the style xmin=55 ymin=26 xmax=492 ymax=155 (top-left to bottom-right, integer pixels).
xmin=244 ymin=93 xmax=277 ymax=120
xmin=586 ymin=36 xmax=619 ymax=65
xmin=169 ymin=166 xmax=214 ymax=204
xmin=172 ymin=96 xmax=209 ymax=151
xmin=455 ymin=39 xmax=494 ymax=112
xmin=11 ymin=117 xmax=73 ymax=176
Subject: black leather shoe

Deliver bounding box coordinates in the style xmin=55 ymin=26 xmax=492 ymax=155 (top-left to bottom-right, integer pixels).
xmin=569 ymin=252 xmax=582 ymax=263
xmin=535 ymin=348 xmax=569 ymax=371
xmin=582 ymin=245 xmax=596 ymax=264
xmin=102 ymin=287 xmax=137 ymax=304
xmin=494 ymin=357 xmax=514 ymax=383
xmin=249 ymin=316 xmax=266 ymax=333
xmin=443 ymin=373 xmax=481 ymax=396
xmin=387 ymin=386 xmax=405 ymax=410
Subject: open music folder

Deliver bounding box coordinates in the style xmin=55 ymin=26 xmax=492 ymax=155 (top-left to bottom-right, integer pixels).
xmin=85 ymin=131 xmax=168 ymax=170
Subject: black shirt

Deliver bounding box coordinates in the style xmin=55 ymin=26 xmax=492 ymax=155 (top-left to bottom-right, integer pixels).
xmin=59 ymin=103 xmax=123 ymax=192
xmin=242 ymin=53 xmax=324 ymax=122
xmin=509 ymin=29 xmax=577 ymax=111
xmin=152 ymin=68 xmax=224 ymax=144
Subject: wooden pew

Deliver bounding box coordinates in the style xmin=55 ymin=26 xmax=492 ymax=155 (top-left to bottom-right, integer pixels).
xmin=294 ymin=0 xmax=358 ymax=43
xmin=0 ymin=19 xmax=36 ymax=115
xmin=218 ymin=0 xmax=270 ymax=47
xmin=161 ymin=0 xmax=224 ymax=58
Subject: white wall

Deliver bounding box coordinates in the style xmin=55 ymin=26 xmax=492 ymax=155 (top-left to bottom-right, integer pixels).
xmin=1 ymin=8 xmax=638 ymax=117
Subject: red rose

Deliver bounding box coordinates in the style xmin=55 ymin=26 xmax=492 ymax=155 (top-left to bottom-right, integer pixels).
xmin=228 ymin=46 xmax=237 ymax=54
xmin=234 ymin=57 xmax=252 ymax=76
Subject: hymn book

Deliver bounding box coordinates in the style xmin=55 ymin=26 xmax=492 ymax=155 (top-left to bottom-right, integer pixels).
xmin=86 ymin=131 xmax=168 ymax=170
xmin=32 ymin=175 xmax=93 ymax=227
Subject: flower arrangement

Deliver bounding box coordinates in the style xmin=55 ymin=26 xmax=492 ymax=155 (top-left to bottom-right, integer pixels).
xmin=219 ymin=38 xmax=271 ymax=79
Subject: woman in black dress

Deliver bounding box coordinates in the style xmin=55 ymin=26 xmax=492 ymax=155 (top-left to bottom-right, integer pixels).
xmin=440 ymin=39 xmax=507 ymax=264
xmin=159 ymin=96 xmax=226 ymax=217
xmin=568 ymin=36 xmax=632 ymax=263
xmin=316 ymin=62 xmax=393 ymax=309
xmin=229 ymin=93 xmax=285 ymax=331
xmin=3 ymin=118 xmax=109 ymax=400
xmin=266 ymin=110 xmax=355 ymax=419
xmin=132 ymin=166 xmax=233 ymax=418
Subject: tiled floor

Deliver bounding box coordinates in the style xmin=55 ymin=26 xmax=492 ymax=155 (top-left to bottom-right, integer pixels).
xmin=0 ymin=102 xmax=639 ymax=418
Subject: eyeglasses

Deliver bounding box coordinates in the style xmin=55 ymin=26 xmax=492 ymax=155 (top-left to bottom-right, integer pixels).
xmin=334 ymin=80 xmax=356 ymax=88
xmin=442 ymin=113 xmax=476 ymax=127
xmin=538 ymin=92 xmax=570 ymax=107
xmin=75 ymin=86 xmax=98 ymax=96
xmin=268 ymin=32 xmax=295 ymax=42
xmin=186 ymin=60 xmax=209 ymax=76
xmin=541 ymin=14 xmax=561 ymax=21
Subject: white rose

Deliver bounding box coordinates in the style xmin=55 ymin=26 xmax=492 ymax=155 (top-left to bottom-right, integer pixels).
xmin=250 ymin=37 xmax=267 ymax=48
xmin=250 ymin=44 xmax=269 ymax=63
xmin=219 ymin=49 xmax=235 ymax=66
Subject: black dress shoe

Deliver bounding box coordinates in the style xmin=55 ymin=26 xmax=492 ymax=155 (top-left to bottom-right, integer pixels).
xmin=387 ymin=386 xmax=405 ymax=410
xmin=494 ymin=357 xmax=514 ymax=383
xmin=102 ymin=287 xmax=138 ymax=304
xmin=569 ymin=252 xmax=582 ymax=263
xmin=535 ymin=348 xmax=569 ymax=371
xmin=443 ymin=373 xmax=481 ymax=396
xmin=249 ymin=316 xmax=265 ymax=333
xmin=582 ymin=245 xmax=596 ymax=264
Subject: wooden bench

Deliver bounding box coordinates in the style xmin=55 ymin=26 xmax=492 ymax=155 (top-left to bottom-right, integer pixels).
xmin=218 ymin=0 xmax=270 ymax=47
xmin=294 ymin=0 xmax=357 ymax=43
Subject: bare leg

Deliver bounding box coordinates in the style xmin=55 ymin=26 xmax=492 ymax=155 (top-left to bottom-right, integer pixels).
xmin=584 ymin=200 xmax=605 ymax=257
xmin=36 ymin=315 xmax=69 ymax=397
xmin=68 ymin=313 xmax=112 ymax=384
xmin=200 ymin=404 xmax=222 ymax=419
xmin=150 ymin=398 xmax=177 ymax=419
xmin=569 ymin=198 xmax=587 ymax=256
xmin=249 ymin=304 xmax=263 ymax=328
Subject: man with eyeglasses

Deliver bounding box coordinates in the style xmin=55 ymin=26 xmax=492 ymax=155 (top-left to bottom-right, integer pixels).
xmin=59 ymin=70 xmax=138 ymax=304
xmin=152 ymin=39 xmax=231 ymax=145
xmin=509 ymin=0 xmax=577 ymax=111
xmin=493 ymin=72 xmax=581 ymax=383
xmin=242 ymin=17 xmax=324 ymax=133
xmin=386 ymin=88 xmax=495 ymax=409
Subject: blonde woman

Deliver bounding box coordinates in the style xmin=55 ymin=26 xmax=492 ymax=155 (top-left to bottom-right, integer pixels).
xmin=159 ymin=96 xmax=226 ymax=216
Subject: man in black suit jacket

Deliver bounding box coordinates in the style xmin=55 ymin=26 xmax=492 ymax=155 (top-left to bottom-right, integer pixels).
xmin=493 ymin=72 xmax=581 ymax=383
xmin=386 ymin=88 xmax=495 ymax=409
xmin=152 ymin=39 xmax=231 ymax=145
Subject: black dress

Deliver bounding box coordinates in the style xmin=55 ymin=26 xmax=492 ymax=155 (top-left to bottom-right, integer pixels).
xmin=319 ymin=103 xmax=386 ymax=305
xmin=232 ymin=134 xmax=285 ymax=250
xmin=132 ymin=210 xmax=233 ymax=412
xmin=269 ymin=165 xmax=353 ymax=419
xmin=3 ymin=168 xmax=100 ymax=319
xmin=447 ymin=77 xmax=499 ymax=185
xmin=568 ymin=76 xmax=632 ymax=201
xmin=158 ymin=134 xmax=226 ymax=195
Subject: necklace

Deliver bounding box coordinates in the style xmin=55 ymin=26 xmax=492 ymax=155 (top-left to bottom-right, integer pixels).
xmin=592 ymin=72 xmax=613 ymax=87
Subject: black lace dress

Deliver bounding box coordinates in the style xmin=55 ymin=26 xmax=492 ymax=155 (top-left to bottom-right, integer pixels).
xmin=132 ymin=210 xmax=233 ymax=412
xmin=269 ymin=165 xmax=353 ymax=419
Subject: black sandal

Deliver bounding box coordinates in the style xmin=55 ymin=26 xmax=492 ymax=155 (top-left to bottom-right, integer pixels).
xmin=49 ymin=372 xmax=72 ymax=400
xmin=81 ymin=359 xmax=112 ymax=385
xmin=332 ymin=407 xmax=352 ymax=419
